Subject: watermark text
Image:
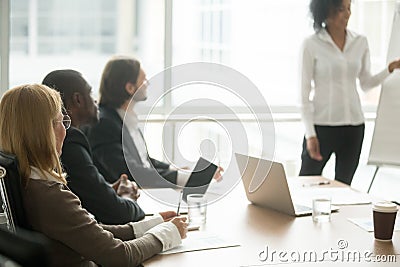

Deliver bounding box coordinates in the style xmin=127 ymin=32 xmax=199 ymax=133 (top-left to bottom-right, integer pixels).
xmin=258 ymin=239 xmax=397 ymax=263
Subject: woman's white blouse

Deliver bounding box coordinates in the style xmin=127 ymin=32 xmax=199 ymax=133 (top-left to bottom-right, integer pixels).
xmin=300 ymin=28 xmax=390 ymax=138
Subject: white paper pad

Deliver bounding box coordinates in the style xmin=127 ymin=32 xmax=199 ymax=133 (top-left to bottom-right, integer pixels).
xmin=348 ymin=215 xmax=400 ymax=232
xmin=291 ymin=187 xmax=378 ymax=206
xmin=160 ymin=231 xmax=240 ymax=255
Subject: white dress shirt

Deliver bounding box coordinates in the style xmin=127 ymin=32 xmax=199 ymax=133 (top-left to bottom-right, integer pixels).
xmin=129 ymin=214 xmax=181 ymax=251
xmin=300 ymin=28 xmax=390 ymax=138
xmin=117 ymin=108 xmax=190 ymax=186
xmin=117 ymin=108 xmax=151 ymax=168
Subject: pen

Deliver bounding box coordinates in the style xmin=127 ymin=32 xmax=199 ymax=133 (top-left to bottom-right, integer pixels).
xmin=177 ymin=190 xmax=183 ymax=215
xmin=303 ymin=181 xmax=330 ymax=187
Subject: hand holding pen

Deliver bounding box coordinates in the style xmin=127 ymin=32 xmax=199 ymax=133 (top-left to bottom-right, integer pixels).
xmin=159 ymin=211 xmax=177 ymax=222
xmin=157 ymin=211 xmax=188 ymax=238
xmin=157 ymin=190 xmax=184 ymax=221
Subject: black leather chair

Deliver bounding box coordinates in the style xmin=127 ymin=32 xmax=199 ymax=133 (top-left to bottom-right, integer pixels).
xmin=0 ymin=151 xmax=31 ymax=232
xmin=0 ymin=227 xmax=49 ymax=267
xmin=0 ymin=151 xmax=49 ymax=266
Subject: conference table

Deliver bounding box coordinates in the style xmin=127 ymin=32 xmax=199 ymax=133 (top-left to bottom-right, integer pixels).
xmin=143 ymin=176 xmax=400 ymax=266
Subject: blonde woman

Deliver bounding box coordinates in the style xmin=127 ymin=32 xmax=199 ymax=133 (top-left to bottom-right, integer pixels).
xmin=0 ymin=84 xmax=187 ymax=267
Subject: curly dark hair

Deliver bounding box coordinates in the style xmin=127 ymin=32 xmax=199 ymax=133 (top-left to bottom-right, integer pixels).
xmin=309 ymin=0 xmax=344 ymax=31
xmin=43 ymin=69 xmax=88 ymax=108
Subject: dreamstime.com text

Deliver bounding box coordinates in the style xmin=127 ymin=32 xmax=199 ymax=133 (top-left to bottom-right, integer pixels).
xmin=258 ymin=239 xmax=397 ymax=263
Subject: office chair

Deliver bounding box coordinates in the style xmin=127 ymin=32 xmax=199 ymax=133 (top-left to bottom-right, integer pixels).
xmin=0 ymin=151 xmax=31 ymax=232
xmin=0 ymin=227 xmax=49 ymax=267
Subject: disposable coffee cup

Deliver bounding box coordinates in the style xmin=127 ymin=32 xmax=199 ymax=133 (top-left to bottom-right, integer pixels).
xmin=373 ymin=202 xmax=398 ymax=241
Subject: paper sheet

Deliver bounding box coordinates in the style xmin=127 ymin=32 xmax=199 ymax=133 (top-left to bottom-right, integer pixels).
xmin=348 ymin=215 xmax=400 ymax=232
xmin=292 ymin=187 xmax=378 ymax=206
xmin=160 ymin=231 xmax=240 ymax=255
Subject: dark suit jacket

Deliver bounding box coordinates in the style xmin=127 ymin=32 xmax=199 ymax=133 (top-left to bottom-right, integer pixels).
xmin=87 ymin=105 xmax=178 ymax=188
xmin=61 ymin=127 xmax=145 ymax=224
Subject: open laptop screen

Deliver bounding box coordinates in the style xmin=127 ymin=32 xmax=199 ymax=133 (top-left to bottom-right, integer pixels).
xmin=183 ymin=157 xmax=217 ymax=201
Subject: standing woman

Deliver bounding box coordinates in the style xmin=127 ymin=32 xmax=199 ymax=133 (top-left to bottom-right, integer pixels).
xmin=299 ymin=0 xmax=400 ymax=185
xmin=0 ymin=84 xmax=187 ymax=267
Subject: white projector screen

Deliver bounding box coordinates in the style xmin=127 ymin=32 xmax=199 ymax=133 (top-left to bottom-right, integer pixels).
xmin=368 ymin=2 xmax=400 ymax=166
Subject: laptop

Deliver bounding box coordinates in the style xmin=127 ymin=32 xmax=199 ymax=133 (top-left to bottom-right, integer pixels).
xmin=235 ymin=153 xmax=313 ymax=216
xmin=182 ymin=157 xmax=218 ymax=202
xmin=138 ymin=157 xmax=217 ymax=215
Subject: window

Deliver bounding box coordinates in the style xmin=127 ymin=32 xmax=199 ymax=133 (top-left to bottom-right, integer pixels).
xmin=9 ymin=0 xmax=396 ymax=107
xmin=9 ymin=0 xmax=165 ymax=102
xmin=172 ymin=0 xmax=396 ymax=107
xmin=5 ymin=0 xmax=398 ymax=166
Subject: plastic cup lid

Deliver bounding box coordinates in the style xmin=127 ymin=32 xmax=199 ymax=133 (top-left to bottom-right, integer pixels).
xmin=373 ymin=202 xmax=398 ymax=213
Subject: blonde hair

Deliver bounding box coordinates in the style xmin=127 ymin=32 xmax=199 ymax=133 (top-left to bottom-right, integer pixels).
xmin=0 ymin=84 xmax=66 ymax=184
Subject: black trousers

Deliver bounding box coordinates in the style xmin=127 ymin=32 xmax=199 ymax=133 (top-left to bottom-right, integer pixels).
xmin=299 ymin=124 xmax=365 ymax=185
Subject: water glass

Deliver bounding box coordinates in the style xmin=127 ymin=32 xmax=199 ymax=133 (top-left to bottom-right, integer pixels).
xmin=312 ymin=196 xmax=331 ymax=222
xmin=187 ymin=194 xmax=207 ymax=225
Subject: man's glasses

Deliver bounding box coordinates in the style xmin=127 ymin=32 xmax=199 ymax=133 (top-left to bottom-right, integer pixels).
xmin=55 ymin=114 xmax=71 ymax=130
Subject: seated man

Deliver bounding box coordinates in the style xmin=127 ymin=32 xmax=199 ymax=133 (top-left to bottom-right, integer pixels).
xmin=88 ymin=56 xmax=222 ymax=188
xmin=42 ymin=69 xmax=146 ymax=224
